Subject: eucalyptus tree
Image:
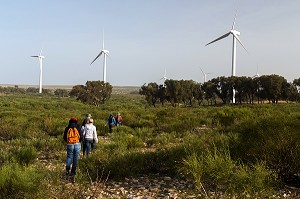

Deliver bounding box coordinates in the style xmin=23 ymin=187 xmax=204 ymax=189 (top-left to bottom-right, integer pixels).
xmin=139 ymin=82 xmax=159 ymax=107
xmin=202 ymin=81 xmax=216 ymax=105
xmin=293 ymin=78 xmax=300 ymax=94
xmin=282 ymin=82 xmax=299 ymax=102
xmin=234 ymin=76 xmax=253 ymax=104
xmin=210 ymin=76 xmax=233 ymax=104
xmin=157 ymin=84 xmax=168 ymax=106
xmin=165 ymin=79 xmax=181 ymax=107
xmin=292 ymin=78 xmax=300 ymax=102
xmin=258 ymin=75 xmax=287 ymax=103
xmin=193 ymin=82 xmax=204 ymax=106
xmin=179 ymin=80 xmax=195 ymax=106
xmin=71 ymin=81 xmax=112 ymax=106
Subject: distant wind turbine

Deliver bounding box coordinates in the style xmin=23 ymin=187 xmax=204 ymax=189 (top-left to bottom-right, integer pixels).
xmin=205 ymin=11 xmax=247 ymax=103
xmin=199 ymin=67 xmax=211 ymax=83
xmin=91 ymin=31 xmax=109 ymax=82
xmin=31 ymin=50 xmax=45 ymax=94
xmin=159 ymin=68 xmax=167 ymax=87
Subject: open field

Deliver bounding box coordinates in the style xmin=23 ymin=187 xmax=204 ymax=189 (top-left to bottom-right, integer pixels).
xmin=0 ymin=92 xmax=300 ymax=198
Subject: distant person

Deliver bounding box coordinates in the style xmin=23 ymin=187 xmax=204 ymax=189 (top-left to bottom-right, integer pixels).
xmin=107 ymin=114 xmax=116 ymax=133
xmin=116 ymin=112 xmax=123 ymax=126
xmin=81 ymin=113 xmax=95 ymax=153
xmin=82 ymin=118 xmax=98 ymax=156
xmin=63 ymin=117 xmax=82 ymax=176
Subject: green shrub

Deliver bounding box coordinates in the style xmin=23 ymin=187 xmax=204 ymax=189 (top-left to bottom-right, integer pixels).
xmin=231 ymin=113 xmax=300 ymax=181
xmin=180 ymin=149 xmax=275 ymax=196
xmin=0 ymin=162 xmax=43 ymax=198
xmin=14 ymin=146 xmax=38 ymax=165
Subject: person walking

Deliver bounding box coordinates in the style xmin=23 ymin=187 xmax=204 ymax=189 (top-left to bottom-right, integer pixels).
xmin=82 ymin=118 xmax=98 ymax=156
xmin=63 ymin=117 xmax=82 ymax=176
xmin=107 ymin=114 xmax=116 ymax=133
xmin=81 ymin=113 xmax=95 ymax=154
xmin=115 ymin=112 xmax=123 ymax=126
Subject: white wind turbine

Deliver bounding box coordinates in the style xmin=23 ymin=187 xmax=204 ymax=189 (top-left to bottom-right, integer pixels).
xmin=199 ymin=67 xmax=211 ymax=83
xmin=159 ymin=68 xmax=167 ymax=87
xmin=31 ymin=50 xmax=45 ymax=94
xmin=91 ymin=32 xmax=109 ymax=82
xmin=205 ymin=12 xmax=247 ymax=103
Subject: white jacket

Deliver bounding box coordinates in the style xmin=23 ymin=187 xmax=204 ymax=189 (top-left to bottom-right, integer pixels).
xmin=82 ymin=123 xmax=98 ymax=143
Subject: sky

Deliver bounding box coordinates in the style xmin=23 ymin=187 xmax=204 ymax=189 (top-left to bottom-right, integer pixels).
xmin=0 ymin=0 xmax=299 ymax=87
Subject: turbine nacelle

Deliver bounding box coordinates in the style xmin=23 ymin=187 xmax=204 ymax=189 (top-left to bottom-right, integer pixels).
xmin=230 ymin=30 xmax=240 ymax=36
xmin=102 ymin=50 xmax=109 ymax=55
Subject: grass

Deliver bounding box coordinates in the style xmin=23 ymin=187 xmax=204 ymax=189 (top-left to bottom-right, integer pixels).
xmin=0 ymin=93 xmax=299 ymax=197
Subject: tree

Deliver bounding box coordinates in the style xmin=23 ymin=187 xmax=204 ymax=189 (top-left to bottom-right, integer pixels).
xmin=258 ymin=75 xmax=287 ymax=103
xmin=211 ymin=76 xmax=232 ymax=104
xmin=139 ymin=82 xmax=159 ymax=107
xmin=71 ymin=81 xmax=112 ymax=106
xmin=165 ymin=79 xmax=181 ymax=107
xmin=54 ymin=89 xmax=69 ymax=97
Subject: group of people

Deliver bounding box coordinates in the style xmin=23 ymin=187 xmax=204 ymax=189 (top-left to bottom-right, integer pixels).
xmin=63 ymin=112 xmax=123 ymax=176
xmin=107 ymin=112 xmax=123 ymax=133
xmin=63 ymin=114 xmax=98 ymax=176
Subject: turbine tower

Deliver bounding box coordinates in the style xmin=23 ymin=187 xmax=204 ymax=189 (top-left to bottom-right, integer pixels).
xmin=31 ymin=50 xmax=45 ymax=94
xmin=91 ymin=32 xmax=109 ymax=82
xmin=205 ymin=12 xmax=247 ymax=103
xmin=199 ymin=67 xmax=211 ymax=83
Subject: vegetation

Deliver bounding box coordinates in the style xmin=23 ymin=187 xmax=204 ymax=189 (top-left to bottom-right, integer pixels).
xmin=0 ymin=84 xmax=300 ymax=197
xmin=70 ymin=81 xmax=113 ymax=106
xmin=140 ymin=74 xmax=300 ymax=106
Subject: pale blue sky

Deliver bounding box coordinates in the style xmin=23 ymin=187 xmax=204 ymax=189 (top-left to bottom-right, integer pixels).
xmin=0 ymin=1 xmax=299 ymax=86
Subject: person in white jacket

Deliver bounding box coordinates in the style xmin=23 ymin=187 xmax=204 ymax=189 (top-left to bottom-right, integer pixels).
xmin=82 ymin=118 xmax=98 ymax=156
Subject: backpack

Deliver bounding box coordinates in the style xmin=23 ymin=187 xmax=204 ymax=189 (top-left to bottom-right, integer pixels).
xmin=67 ymin=127 xmax=80 ymax=144
xmin=108 ymin=116 xmax=113 ymax=124
xmin=117 ymin=115 xmax=122 ymax=122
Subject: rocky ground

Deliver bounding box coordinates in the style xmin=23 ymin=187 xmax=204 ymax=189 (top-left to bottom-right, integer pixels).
xmin=60 ymin=174 xmax=300 ymax=199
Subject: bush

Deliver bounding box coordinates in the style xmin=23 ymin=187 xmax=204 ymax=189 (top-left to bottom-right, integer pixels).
xmin=0 ymin=162 xmax=43 ymax=198
xmin=231 ymin=113 xmax=300 ymax=181
xmin=180 ymin=149 xmax=275 ymax=196
xmin=14 ymin=146 xmax=38 ymax=165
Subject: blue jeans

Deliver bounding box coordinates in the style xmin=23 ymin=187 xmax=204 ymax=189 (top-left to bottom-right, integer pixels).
xmin=83 ymin=139 xmax=94 ymax=156
xmin=66 ymin=143 xmax=81 ymax=175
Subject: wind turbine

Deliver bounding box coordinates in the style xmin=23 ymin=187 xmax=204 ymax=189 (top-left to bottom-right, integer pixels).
xmin=205 ymin=12 xmax=247 ymax=103
xmin=31 ymin=50 xmax=45 ymax=94
xmin=91 ymin=32 xmax=109 ymax=82
xmin=199 ymin=67 xmax=211 ymax=83
xmin=159 ymin=68 xmax=167 ymax=87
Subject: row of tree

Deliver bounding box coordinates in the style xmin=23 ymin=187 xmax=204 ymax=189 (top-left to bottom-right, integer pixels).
xmin=139 ymin=74 xmax=300 ymax=106
xmin=0 ymin=86 xmax=69 ymax=97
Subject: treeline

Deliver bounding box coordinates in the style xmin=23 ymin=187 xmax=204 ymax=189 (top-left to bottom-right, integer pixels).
xmin=0 ymin=86 xmax=69 ymax=97
xmin=140 ymin=74 xmax=300 ymax=106
xmin=0 ymin=81 xmax=113 ymax=105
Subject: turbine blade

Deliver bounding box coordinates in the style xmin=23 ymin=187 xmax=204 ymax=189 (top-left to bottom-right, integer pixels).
xmin=233 ymin=33 xmax=248 ymax=53
xmin=205 ymin=32 xmax=230 ymax=46
xmin=102 ymin=30 xmax=105 ymax=49
xmin=232 ymin=10 xmax=238 ymax=29
xmin=199 ymin=67 xmax=205 ymax=75
xmin=31 ymin=56 xmax=39 ymax=58
xmin=90 ymin=51 xmax=103 ymax=65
